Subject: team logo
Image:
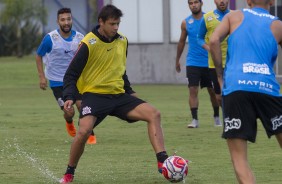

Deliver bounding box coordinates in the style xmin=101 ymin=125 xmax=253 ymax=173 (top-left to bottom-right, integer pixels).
xmin=89 ymin=38 xmax=96 ymax=45
xmin=271 ymin=115 xmax=282 ymax=130
xmin=52 ymin=33 xmax=59 ymax=40
xmin=243 ymin=63 xmax=270 ymax=75
xmin=188 ymin=18 xmax=194 ymax=24
xmin=224 ymin=117 xmax=241 ymax=132
xmin=119 ymin=35 xmax=124 ymax=40
xmin=207 ymin=16 xmax=213 ymax=21
xmin=214 ymin=13 xmax=220 ymax=19
xmin=82 ymin=106 xmax=92 ymax=115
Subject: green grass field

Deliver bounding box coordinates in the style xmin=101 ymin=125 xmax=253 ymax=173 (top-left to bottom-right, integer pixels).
xmin=0 ymin=56 xmax=281 ymax=184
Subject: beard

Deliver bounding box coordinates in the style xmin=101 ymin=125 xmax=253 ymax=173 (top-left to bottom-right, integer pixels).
xmin=192 ymin=9 xmax=201 ymax=15
xmin=60 ymin=24 xmax=72 ymax=34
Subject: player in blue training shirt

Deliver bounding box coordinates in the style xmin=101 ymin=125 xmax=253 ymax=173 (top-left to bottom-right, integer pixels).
xmin=35 ymin=8 xmax=96 ymax=144
xmin=197 ymin=0 xmax=230 ymax=105
xmin=175 ymin=0 xmax=221 ymax=128
xmin=210 ymin=0 xmax=282 ymax=183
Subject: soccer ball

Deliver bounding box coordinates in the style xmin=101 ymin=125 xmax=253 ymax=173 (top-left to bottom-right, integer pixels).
xmin=162 ymin=155 xmax=188 ymax=183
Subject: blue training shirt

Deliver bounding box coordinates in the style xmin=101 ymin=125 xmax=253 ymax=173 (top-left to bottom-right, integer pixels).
xmin=185 ymin=14 xmax=208 ymax=67
xmin=223 ymin=7 xmax=280 ymax=96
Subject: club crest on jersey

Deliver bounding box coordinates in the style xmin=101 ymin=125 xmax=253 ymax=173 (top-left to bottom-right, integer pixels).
xmin=214 ymin=13 xmax=220 ymax=19
xmin=188 ymin=18 xmax=194 ymax=24
xmin=207 ymin=16 xmax=213 ymax=21
xmin=52 ymin=33 xmax=59 ymax=40
xmin=89 ymin=38 xmax=96 ymax=45
xmin=119 ymin=35 xmax=124 ymax=40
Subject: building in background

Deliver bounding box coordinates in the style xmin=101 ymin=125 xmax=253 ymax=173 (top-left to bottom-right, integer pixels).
xmin=7 ymin=0 xmax=281 ymax=84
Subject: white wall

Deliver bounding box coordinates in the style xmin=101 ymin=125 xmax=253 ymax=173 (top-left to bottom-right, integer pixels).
xmin=112 ymin=0 xmax=163 ymax=43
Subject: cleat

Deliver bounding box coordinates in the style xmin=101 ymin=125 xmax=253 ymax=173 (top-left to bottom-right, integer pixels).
xmin=214 ymin=116 xmax=222 ymax=126
xmin=158 ymin=161 xmax=163 ymax=173
xmin=187 ymin=119 xmax=199 ymax=128
xmin=59 ymin=173 xmax=74 ymax=184
xmin=87 ymin=134 xmax=97 ymax=145
xmin=66 ymin=122 xmax=76 ymax=137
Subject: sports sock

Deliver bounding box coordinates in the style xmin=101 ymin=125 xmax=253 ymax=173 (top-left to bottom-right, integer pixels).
xmin=213 ymin=106 xmax=219 ymax=117
xmin=66 ymin=120 xmax=73 ymax=124
xmin=156 ymin=151 xmax=168 ymax=163
xmin=191 ymin=108 xmax=198 ymax=120
xmin=65 ymin=165 xmax=76 ymax=175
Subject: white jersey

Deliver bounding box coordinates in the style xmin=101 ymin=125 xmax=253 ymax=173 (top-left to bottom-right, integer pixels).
xmin=43 ymin=30 xmax=84 ymax=82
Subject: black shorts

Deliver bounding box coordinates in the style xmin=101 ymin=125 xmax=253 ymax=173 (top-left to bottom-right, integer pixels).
xmin=222 ymin=91 xmax=282 ymax=142
xmin=51 ymin=86 xmax=82 ymax=110
xmin=186 ymin=66 xmax=212 ymax=88
xmin=209 ymin=68 xmax=221 ymax=94
xmin=80 ymin=93 xmax=145 ymax=127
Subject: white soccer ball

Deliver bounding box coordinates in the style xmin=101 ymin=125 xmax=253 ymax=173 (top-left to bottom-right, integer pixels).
xmin=162 ymin=155 xmax=188 ymax=183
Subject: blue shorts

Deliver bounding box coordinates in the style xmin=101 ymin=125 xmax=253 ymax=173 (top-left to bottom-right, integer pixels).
xmin=222 ymin=91 xmax=282 ymax=142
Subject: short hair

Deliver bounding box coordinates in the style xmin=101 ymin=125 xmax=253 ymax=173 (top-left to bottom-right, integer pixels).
xmin=57 ymin=8 xmax=71 ymax=18
xmin=188 ymin=0 xmax=202 ymax=3
xmin=98 ymin=4 xmax=123 ymax=22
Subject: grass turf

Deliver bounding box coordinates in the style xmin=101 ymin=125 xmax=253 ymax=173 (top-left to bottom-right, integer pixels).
xmin=0 ymin=56 xmax=281 ymax=183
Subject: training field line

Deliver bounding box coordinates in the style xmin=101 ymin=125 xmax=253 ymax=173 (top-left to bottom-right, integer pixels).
xmin=3 ymin=137 xmax=60 ymax=183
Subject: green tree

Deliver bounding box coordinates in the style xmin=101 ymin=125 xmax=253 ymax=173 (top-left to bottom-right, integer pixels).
xmin=0 ymin=0 xmax=47 ymax=57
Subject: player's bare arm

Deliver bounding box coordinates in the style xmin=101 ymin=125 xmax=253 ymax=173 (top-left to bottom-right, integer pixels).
xmin=175 ymin=20 xmax=187 ymax=73
xmin=271 ymin=20 xmax=282 ymax=49
xmin=209 ymin=14 xmax=230 ymax=88
xmin=35 ymin=55 xmax=48 ymax=90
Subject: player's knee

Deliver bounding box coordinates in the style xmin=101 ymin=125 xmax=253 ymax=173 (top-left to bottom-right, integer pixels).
xmin=149 ymin=108 xmax=161 ymax=122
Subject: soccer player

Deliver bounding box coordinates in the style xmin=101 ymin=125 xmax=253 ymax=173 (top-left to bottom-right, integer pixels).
xmin=59 ymin=5 xmax=168 ymax=183
xmin=35 ymin=8 xmax=96 ymax=144
xmin=210 ymin=0 xmax=282 ymax=183
xmin=175 ymin=0 xmax=220 ymax=128
xmin=198 ymin=0 xmax=230 ymax=107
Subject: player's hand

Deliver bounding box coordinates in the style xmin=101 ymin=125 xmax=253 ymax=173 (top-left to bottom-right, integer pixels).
xmin=64 ymin=100 xmax=74 ymax=112
xmin=175 ymin=62 xmax=181 ymax=73
xmin=39 ymin=77 xmax=48 ymax=90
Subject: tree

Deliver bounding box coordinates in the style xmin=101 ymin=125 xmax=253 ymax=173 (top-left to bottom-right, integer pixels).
xmin=0 ymin=0 xmax=47 ymax=57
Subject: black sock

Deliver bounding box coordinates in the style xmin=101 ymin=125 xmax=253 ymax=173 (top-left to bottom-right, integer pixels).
xmin=213 ymin=106 xmax=219 ymax=117
xmin=191 ymin=108 xmax=198 ymax=120
xmin=156 ymin=151 xmax=168 ymax=163
xmin=65 ymin=165 xmax=76 ymax=175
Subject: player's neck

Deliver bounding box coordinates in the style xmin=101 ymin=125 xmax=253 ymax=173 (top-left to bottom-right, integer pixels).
xmin=59 ymin=30 xmax=72 ymax=39
xmin=192 ymin=12 xmax=203 ymax=20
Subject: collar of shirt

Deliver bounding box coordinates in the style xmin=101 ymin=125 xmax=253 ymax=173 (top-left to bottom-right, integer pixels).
xmin=213 ymin=9 xmax=230 ymax=21
xmin=92 ymin=25 xmax=120 ymax=43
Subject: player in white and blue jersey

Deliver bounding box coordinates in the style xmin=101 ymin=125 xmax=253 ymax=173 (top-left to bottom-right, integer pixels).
xmin=175 ymin=0 xmax=221 ymax=128
xmin=35 ymin=8 xmax=96 ymax=144
xmin=210 ymin=0 xmax=282 ymax=183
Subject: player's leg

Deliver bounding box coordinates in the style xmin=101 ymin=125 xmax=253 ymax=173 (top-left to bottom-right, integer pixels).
xmin=276 ymin=133 xmax=282 ymax=148
xmin=75 ymin=99 xmax=97 ymax=144
xmin=226 ymin=138 xmax=256 ymax=184
xmin=186 ymin=66 xmax=201 ymax=128
xmin=222 ymin=92 xmax=257 ymax=184
xmin=60 ymin=115 xmax=97 ymax=183
xmin=203 ymin=68 xmax=221 ymax=126
xmin=114 ymin=94 xmax=167 ymax=173
xmin=207 ymin=69 xmax=222 ymax=126
xmin=51 ymin=86 xmax=76 ymax=137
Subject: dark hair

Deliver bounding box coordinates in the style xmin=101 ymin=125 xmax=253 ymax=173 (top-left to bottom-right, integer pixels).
xmin=98 ymin=4 xmax=123 ymax=22
xmin=57 ymin=8 xmax=71 ymax=18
